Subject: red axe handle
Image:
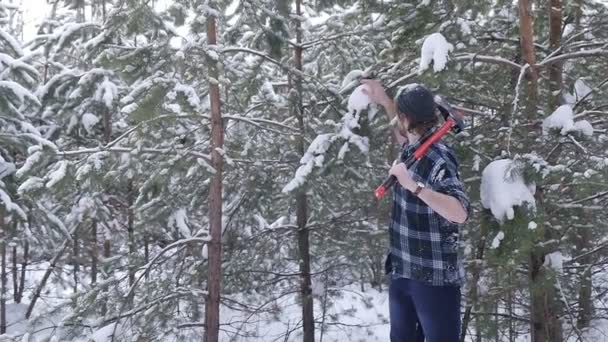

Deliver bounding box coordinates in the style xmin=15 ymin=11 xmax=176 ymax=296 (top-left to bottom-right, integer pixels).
xmin=374 ymin=118 xmax=456 ymax=200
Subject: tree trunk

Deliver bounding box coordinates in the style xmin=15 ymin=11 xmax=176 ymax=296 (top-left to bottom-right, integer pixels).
xmin=91 ymin=221 xmax=97 ymax=285
xmin=101 ymin=233 xmax=111 ymax=315
xmin=548 ymin=0 xmax=563 ymax=107
xmin=529 ymin=251 xmax=563 ymax=342
xmin=575 ymin=223 xmax=592 ymax=328
xmin=26 ymin=231 xmax=74 ymax=318
xmin=1 ymin=226 xmax=6 ymax=334
xmin=294 ymin=0 xmax=314 ymax=341
xmin=12 ymin=245 xmax=17 ymax=303
xmin=460 ymin=214 xmax=490 ymax=342
xmin=127 ymin=182 xmax=135 ymax=305
xmin=204 ymin=12 xmax=224 ymax=342
xmin=518 ymin=0 xmax=538 ymax=114
xmin=17 ymin=241 xmax=28 ymax=304
xmin=73 ymin=229 xmax=79 ymax=298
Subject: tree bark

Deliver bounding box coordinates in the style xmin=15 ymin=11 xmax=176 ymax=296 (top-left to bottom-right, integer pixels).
xmin=27 ymin=226 xmax=77 ymax=318
xmin=575 ymin=222 xmax=592 ymax=328
xmin=294 ymin=0 xmax=314 ymax=341
xmin=204 ymin=11 xmax=224 ymax=342
xmin=91 ymin=221 xmax=97 ymax=286
xmin=12 ymin=244 xmax=17 ymax=303
xmin=73 ymin=229 xmax=79 ymax=298
xmin=17 ymin=241 xmax=28 ymax=304
xmin=101 ymin=232 xmax=111 ymax=315
xmin=1 ymin=221 xmax=6 ymax=334
xmin=127 ymin=182 xmax=135 ymax=306
xmin=518 ymin=0 xmax=538 ymax=113
xmin=548 ymin=0 xmax=563 ymax=107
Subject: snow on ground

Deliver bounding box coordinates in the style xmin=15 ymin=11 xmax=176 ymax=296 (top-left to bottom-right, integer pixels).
xmin=219 ymin=285 xmax=390 ymax=342
xmin=480 ymin=159 xmax=536 ymax=223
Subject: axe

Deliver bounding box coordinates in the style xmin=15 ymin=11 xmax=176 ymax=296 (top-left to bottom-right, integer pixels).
xmin=374 ymin=95 xmax=466 ymax=199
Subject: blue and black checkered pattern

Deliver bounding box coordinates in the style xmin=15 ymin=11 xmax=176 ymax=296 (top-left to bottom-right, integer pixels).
xmin=386 ymin=128 xmax=470 ymax=287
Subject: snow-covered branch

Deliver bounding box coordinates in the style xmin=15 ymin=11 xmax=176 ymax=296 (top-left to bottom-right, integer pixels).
xmin=452 ymin=53 xmax=522 ymax=70
xmin=539 ymin=49 xmax=608 ymax=66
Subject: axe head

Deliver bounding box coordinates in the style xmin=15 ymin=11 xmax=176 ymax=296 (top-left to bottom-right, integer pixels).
xmin=434 ymin=95 xmax=466 ymax=133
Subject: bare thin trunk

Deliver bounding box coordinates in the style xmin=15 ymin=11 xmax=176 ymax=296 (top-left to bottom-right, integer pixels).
xmin=127 ymin=182 xmax=135 ymax=305
xmin=294 ymin=0 xmax=314 ymax=340
xmin=1 ymin=233 xmax=6 ymax=334
xmin=549 ymin=0 xmax=563 ymax=106
xmin=73 ymin=230 xmax=79 ymax=298
xmin=144 ymin=233 xmax=149 ymax=280
xmin=91 ymin=222 xmax=97 ymax=285
xmin=12 ymin=245 xmax=17 ymax=302
xmin=204 ymin=13 xmax=224 ymax=342
xmin=27 ymin=229 xmax=75 ymax=318
xmin=17 ymin=241 xmax=28 ymax=303
xmin=101 ymin=237 xmax=110 ymax=315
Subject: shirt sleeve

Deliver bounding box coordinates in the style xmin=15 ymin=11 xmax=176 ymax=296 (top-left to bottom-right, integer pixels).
xmin=430 ymin=159 xmax=471 ymax=222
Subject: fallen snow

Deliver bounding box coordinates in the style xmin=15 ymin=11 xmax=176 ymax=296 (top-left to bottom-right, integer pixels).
xmin=348 ymin=84 xmax=371 ymax=114
xmin=480 ymin=159 xmax=536 ymax=223
xmin=419 ymin=33 xmax=453 ymax=73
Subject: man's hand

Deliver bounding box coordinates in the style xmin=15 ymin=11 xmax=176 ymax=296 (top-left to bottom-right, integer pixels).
xmin=361 ymin=79 xmax=392 ymax=108
xmin=389 ymin=163 xmax=416 ymax=191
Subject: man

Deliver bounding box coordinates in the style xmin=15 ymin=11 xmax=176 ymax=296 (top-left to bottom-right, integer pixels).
xmin=362 ymin=79 xmax=470 ymax=342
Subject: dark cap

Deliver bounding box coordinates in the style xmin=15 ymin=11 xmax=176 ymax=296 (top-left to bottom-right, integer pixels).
xmin=396 ymin=84 xmax=436 ymax=123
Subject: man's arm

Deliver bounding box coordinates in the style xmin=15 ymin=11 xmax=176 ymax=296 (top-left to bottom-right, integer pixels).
xmin=389 ymin=163 xmax=469 ymax=224
xmin=360 ymin=79 xmax=407 ymax=145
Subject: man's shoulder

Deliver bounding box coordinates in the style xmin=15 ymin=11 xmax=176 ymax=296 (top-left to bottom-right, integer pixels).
xmin=427 ymin=141 xmax=458 ymax=165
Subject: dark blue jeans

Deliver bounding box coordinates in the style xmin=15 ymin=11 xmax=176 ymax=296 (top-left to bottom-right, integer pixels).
xmin=389 ymin=277 xmax=461 ymax=342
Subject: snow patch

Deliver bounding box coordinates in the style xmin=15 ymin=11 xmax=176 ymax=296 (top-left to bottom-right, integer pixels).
xmin=348 ymin=84 xmax=371 ymax=114
xmin=490 ymin=231 xmax=505 ymax=249
xmin=82 ymin=113 xmax=100 ymax=134
xmin=574 ymin=79 xmax=592 ymax=100
xmin=419 ymin=33 xmax=453 ymax=73
xmin=574 ymin=120 xmax=594 ymax=137
xmin=46 ymin=161 xmax=67 ymax=188
xmin=480 ymin=159 xmax=536 ymax=223
xmin=542 ymin=105 xmax=594 ymax=136
xmin=544 ymin=251 xmax=564 ymax=273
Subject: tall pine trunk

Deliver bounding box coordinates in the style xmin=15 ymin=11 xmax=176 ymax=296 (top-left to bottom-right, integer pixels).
xmin=293 ymin=0 xmax=314 ymax=340
xmin=518 ymin=0 xmax=538 ymax=116
xmin=204 ymin=11 xmax=224 ymax=342
xmin=548 ymin=0 xmax=563 ymax=107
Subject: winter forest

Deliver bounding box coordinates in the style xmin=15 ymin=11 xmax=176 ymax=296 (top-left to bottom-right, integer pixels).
xmin=1 ymin=0 xmax=608 ymax=341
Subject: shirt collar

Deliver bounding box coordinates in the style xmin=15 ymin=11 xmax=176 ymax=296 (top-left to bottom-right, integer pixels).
xmin=403 ymin=126 xmax=439 ymax=155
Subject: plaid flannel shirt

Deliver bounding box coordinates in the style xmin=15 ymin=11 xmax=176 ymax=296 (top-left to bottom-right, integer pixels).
xmin=385 ymin=127 xmax=470 ymax=287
